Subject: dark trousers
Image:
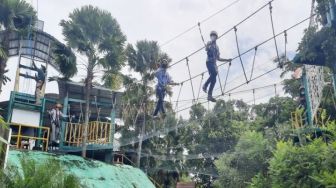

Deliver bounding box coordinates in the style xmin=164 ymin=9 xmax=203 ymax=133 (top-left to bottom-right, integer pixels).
xmin=153 ymin=88 xmax=166 ymax=116
xmin=203 ymin=61 xmax=217 ymax=96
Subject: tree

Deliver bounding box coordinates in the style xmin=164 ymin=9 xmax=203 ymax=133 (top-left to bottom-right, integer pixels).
xmin=214 ymin=131 xmax=272 ymax=188
xmin=60 ymin=5 xmax=126 ymax=157
xmin=52 ymin=42 xmax=77 ymax=79
xmin=0 ymin=0 xmax=37 ymax=93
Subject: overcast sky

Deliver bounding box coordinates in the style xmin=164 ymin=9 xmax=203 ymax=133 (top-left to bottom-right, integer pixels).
xmin=1 ymin=0 xmax=311 ymax=117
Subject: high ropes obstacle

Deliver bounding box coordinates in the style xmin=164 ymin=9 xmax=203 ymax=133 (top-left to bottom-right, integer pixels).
xmin=117 ymin=0 xmax=326 ymax=177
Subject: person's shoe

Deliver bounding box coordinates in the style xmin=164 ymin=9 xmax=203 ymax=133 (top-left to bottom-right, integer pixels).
xmin=202 ymin=85 xmax=207 ymax=93
xmin=207 ymin=96 xmax=217 ymax=102
xmin=152 ymin=115 xmax=159 ymax=119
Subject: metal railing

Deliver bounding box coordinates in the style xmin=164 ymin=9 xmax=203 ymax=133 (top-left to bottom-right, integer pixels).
xmin=9 ymin=123 xmax=49 ymax=151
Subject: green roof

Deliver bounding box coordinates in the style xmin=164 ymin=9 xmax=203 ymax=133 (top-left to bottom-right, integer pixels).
xmin=8 ymin=150 xmax=155 ymax=188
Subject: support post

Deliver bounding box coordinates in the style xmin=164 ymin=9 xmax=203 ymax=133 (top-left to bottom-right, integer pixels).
xmin=60 ymin=95 xmax=69 ymax=149
xmin=302 ymin=69 xmax=313 ymax=126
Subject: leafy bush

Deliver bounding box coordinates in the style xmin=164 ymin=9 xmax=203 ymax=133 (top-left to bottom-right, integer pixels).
xmin=0 ymin=157 xmax=82 ymax=188
xmin=214 ymin=131 xmax=273 ymax=187
xmin=269 ymin=139 xmax=336 ymax=188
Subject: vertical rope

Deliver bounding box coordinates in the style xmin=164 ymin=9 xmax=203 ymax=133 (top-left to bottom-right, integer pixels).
xmin=196 ymin=73 xmax=204 ymax=102
xmin=186 ymin=58 xmax=196 ymax=102
xmin=253 ymin=89 xmax=256 ymax=106
xmin=197 ymin=22 xmax=206 ymax=47
xmin=217 ymin=65 xmax=225 ymax=95
xmin=234 ymin=26 xmax=249 ymax=83
xmin=284 ymin=30 xmax=288 ymax=65
xmin=223 ymin=62 xmax=232 ymax=93
xmin=249 ymin=47 xmax=258 ymax=81
xmin=269 ymin=2 xmax=281 ymax=68
xmin=274 ymin=84 xmax=277 ymax=96
xmin=175 ymin=82 xmax=184 ymax=112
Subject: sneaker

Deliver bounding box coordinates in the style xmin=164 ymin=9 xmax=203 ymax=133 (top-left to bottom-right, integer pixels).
xmin=162 ymin=113 xmax=166 ymax=118
xmin=202 ymin=85 xmax=207 ymax=93
xmin=153 ymin=115 xmax=159 ymax=119
xmin=207 ymin=96 xmax=217 ymax=102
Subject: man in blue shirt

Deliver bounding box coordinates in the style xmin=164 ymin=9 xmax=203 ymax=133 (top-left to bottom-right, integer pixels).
xmin=153 ymin=59 xmax=179 ymax=118
xmin=202 ymin=31 xmax=232 ymax=102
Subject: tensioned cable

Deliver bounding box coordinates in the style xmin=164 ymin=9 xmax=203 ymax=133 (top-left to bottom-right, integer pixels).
xmin=269 ymin=2 xmax=281 ymax=68
xmin=169 ymin=0 xmax=275 ymax=68
xmin=159 ymin=0 xmax=242 ymax=47
xmin=234 ymin=26 xmax=249 ymax=83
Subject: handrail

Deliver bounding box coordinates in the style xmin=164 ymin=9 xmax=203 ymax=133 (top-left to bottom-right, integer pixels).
xmin=63 ymin=121 xmax=112 ymax=147
xmin=9 ymin=122 xmax=49 ymax=151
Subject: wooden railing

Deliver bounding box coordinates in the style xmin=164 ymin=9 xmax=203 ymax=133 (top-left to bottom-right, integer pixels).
xmin=9 ymin=123 xmax=49 ymax=151
xmin=64 ymin=121 xmax=111 ymax=147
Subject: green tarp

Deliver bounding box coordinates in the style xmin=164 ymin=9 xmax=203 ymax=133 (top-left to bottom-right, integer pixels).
xmin=8 ymin=150 xmax=155 ymax=188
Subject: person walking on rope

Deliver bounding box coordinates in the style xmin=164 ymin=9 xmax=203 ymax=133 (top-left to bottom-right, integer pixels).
xmin=203 ymin=31 xmax=232 ymax=102
xmin=153 ymin=59 xmax=179 ymax=118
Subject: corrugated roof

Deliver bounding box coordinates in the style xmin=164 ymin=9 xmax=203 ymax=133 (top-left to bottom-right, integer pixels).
xmin=8 ymin=150 xmax=155 ymax=188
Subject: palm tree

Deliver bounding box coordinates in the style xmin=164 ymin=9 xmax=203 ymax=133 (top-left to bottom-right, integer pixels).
xmin=0 ymin=0 xmax=37 ymax=94
xmin=125 ymin=40 xmax=171 ymax=167
xmin=52 ymin=42 xmax=77 ymax=79
xmin=60 ymin=5 xmax=126 ymax=157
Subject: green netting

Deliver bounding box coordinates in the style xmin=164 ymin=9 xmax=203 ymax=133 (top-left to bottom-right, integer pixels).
xmin=8 ymin=150 xmax=155 ymax=188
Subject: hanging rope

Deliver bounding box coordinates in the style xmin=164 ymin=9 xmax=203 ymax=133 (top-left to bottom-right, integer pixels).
xmin=249 ymin=47 xmax=258 ymax=81
xmin=174 ymin=82 xmax=184 ymax=112
xmin=197 ymin=22 xmax=206 ymax=47
xmin=274 ymin=84 xmax=277 ymax=96
xmin=217 ymin=65 xmax=225 ymax=95
xmin=234 ymin=26 xmax=249 ymax=83
xmin=223 ymin=62 xmax=232 ymax=93
xmin=284 ymin=30 xmax=288 ymax=65
xmin=186 ymin=58 xmax=196 ymax=102
xmin=196 ymin=73 xmax=204 ymax=102
xmin=269 ymin=2 xmax=281 ymax=68
xmin=253 ymin=89 xmax=256 ymax=106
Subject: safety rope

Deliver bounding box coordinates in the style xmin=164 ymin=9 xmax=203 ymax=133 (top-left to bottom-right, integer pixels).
xmin=234 ymin=26 xmax=249 ymax=83
xmin=284 ymin=30 xmax=288 ymax=66
xmin=217 ymin=66 xmax=225 ymax=95
xmin=169 ymin=0 xmax=274 ymax=68
xmin=186 ymin=58 xmax=196 ymax=102
xmin=175 ymin=82 xmax=184 ymax=112
xmin=269 ymin=2 xmax=281 ymax=68
xmin=197 ymin=22 xmax=206 ymax=46
xmin=223 ymin=62 xmax=232 ymax=93
xmin=249 ymin=47 xmax=258 ymax=81
xmin=253 ymin=89 xmax=256 ymax=106
xmin=196 ymin=73 xmax=204 ymax=102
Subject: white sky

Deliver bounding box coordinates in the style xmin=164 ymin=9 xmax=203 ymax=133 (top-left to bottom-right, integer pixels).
xmin=1 ymin=0 xmax=311 ymax=117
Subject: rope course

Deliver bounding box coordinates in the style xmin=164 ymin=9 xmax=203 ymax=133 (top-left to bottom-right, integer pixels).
xmin=114 ymin=1 xmax=323 ymax=177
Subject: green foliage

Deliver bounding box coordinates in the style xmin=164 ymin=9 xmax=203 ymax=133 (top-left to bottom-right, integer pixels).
xmin=214 ymin=131 xmax=272 ymax=187
xmin=269 ymin=139 xmax=336 ymax=188
xmin=52 ymin=42 xmax=77 ymax=79
xmin=0 ymin=0 xmax=37 ymax=30
xmin=0 ymin=157 xmax=81 ymax=188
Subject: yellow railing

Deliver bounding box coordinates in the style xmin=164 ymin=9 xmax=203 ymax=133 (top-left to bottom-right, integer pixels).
xmin=9 ymin=123 xmax=49 ymax=151
xmin=64 ymin=121 xmax=111 ymax=147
